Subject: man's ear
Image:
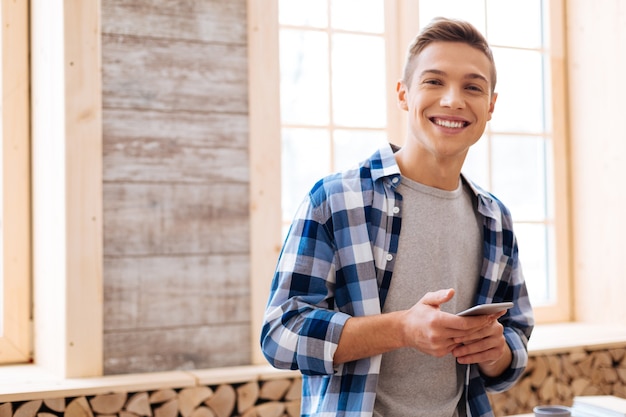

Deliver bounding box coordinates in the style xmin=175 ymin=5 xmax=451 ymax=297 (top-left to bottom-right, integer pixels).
xmin=397 ymin=80 xmax=409 ymax=111
xmin=487 ymin=92 xmax=498 ymax=121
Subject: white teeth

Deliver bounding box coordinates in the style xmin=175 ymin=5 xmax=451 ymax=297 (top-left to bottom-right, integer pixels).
xmin=434 ymin=119 xmax=465 ymax=128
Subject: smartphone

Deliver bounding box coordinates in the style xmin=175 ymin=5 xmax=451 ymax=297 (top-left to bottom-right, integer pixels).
xmin=456 ymin=302 xmax=514 ymax=317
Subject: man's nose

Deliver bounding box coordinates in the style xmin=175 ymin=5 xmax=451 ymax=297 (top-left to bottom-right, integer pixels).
xmin=440 ymin=87 xmax=465 ymax=109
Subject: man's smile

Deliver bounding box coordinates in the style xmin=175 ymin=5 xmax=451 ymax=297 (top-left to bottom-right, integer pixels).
xmin=430 ymin=117 xmax=470 ymax=129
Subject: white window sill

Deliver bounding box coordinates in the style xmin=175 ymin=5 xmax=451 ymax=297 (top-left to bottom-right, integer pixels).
xmin=527 ymin=322 xmax=626 ymax=355
xmin=1 ymin=323 xmax=626 ymax=402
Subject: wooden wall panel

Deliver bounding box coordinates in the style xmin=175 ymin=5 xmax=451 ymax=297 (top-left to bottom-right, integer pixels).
xmin=102 ymin=34 xmax=248 ymax=114
xmin=103 ymin=324 xmax=251 ymax=374
xmin=103 ymin=108 xmax=249 ymax=184
xmin=102 ymin=0 xmax=251 ymax=373
xmin=104 ymin=255 xmax=250 ymax=331
xmin=101 ymin=0 xmax=247 ymax=44
xmin=103 ymin=183 xmax=249 ymax=256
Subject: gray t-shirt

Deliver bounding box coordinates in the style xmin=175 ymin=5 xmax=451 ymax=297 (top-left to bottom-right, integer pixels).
xmin=373 ymin=176 xmax=483 ymax=417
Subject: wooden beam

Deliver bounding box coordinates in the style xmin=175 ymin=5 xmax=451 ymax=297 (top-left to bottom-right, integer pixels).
xmin=31 ymin=0 xmax=103 ymax=377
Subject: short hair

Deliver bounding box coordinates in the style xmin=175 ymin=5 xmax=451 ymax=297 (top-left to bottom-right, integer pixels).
xmin=403 ymin=17 xmax=497 ymax=93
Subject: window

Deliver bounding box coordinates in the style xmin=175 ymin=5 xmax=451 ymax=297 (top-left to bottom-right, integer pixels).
xmin=0 ymin=0 xmax=31 ymax=364
xmin=275 ymin=0 xmax=569 ymax=321
xmin=278 ymin=0 xmax=391 ymax=233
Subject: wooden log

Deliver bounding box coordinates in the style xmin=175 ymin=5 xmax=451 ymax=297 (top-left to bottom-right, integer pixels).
xmin=65 ymin=398 xmax=94 ymax=417
xmin=568 ymin=351 xmax=588 ymax=364
xmin=547 ymin=355 xmax=562 ymax=380
xmin=284 ymin=379 xmax=301 ymax=402
xmin=530 ymin=356 xmax=549 ymax=388
xmin=284 ymin=400 xmax=300 ymax=417
xmin=576 ymin=353 xmax=594 ymax=376
xmin=240 ymin=407 xmax=257 ymax=417
xmin=571 ymin=377 xmax=590 ymax=396
xmin=178 ymin=387 xmax=214 ymax=417
xmin=538 ymin=375 xmax=556 ymax=401
xmin=120 ymin=410 xmax=138 ymax=417
xmin=14 ymin=401 xmax=42 ymax=417
xmin=125 ymin=392 xmax=152 ymax=417
xmin=43 ymin=399 xmax=65 ymax=413
xmin=0 ymin=403 xmax=12 ymax=417
xmin=154 ymin=399 xmax=178 ymax=417
xmin=603 ymin=367 xmax=619 ymax=384
xmin=189 ymin=406 xmax=215 ymax=417
xmin=609 ymin=348 xmax=625 ymax=363
xmin=561 ymin=354 xmax=578 ymax=381
xmin=205 ymin=384 xmax=236 ymax=417
xmin=37 ymin=413 xmax=57 ymax=417
xmin=150 ymin=389 xmax=177 ymax=404
xmin=236 ymin=381 xmax=259 ymax=415
xmin=259 ymin=379 xmax=291 ymax=401
xmin=254 ymin=402 xmax=284 ymax=417
xmin=618 ymin=366 xmax=626 ymax=383
xmin=515 ymin=376 xmax=533 ymax=406
xmin=594 ymin=351 xmax=613 ymax=368
xmin=581 ymin=384 xmax=602 ymax=395
xmin=90 ymin=393 xmax=127 ymax=414
xmin=591 ymin=366 xmax=605 ymax=386
xmin=613 ymin=381 xmax=626 ymax=398
xmin=555 ymin=381 xmax=572 ymax=402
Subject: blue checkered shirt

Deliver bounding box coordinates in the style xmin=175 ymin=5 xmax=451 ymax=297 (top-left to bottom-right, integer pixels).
xmin=261 ymin=144 xmax=534 ymax=417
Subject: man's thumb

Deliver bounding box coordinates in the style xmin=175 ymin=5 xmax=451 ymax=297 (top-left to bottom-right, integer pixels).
xmin=421 ymin=288 xmax=455 ymax=307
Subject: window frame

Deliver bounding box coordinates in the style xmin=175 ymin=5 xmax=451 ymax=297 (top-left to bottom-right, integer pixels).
xmin=1 ymin=0 xmax=31 ymax=364
xmin=248 ymin=0 xmax=571 ymax=363
xmin=0 ymin=0 xmax=102 ymax=375
xmin=541 ymin=0 xmax=572 ymax=323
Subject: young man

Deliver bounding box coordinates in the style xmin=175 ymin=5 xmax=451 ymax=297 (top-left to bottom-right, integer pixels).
xmin=260 ymin=17 xmax=534 ymax=417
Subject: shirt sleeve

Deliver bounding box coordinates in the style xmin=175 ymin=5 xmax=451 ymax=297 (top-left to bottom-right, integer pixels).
xmin=260 ymin=194 xmax=351 ymax=376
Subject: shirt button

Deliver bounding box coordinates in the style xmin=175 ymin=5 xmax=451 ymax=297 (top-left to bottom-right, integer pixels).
xmin=391 ymin=177 xmax=399 ymax=184
xmin=386 ymin=254 xmax=393 ymax=261
xmin=392 ymin=206 xmax=400 ymax=214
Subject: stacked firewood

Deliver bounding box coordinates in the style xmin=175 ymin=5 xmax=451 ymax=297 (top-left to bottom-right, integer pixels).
xmin=0 ymin=378 xmax=302 ymax=417
xmin=489 ymin=347 xmax=626 ymax=416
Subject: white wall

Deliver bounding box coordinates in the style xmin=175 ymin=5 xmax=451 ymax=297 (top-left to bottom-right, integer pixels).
xmin=567 ymin=0 xmax=626 ymax=323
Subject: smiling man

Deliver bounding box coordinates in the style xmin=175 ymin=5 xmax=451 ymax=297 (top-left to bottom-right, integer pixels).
xmin=261 ymin=17 xmax=534 ymax=417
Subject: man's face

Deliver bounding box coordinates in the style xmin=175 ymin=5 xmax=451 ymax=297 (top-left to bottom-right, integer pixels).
xmin=397 ymin=41 xmax=497 ymax=162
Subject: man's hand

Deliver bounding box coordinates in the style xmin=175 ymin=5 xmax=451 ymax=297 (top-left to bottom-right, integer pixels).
xmin=451 ymin=309 xmax=512 ymax=377
xmin=400 ymin=289 xmax=501 ymax=358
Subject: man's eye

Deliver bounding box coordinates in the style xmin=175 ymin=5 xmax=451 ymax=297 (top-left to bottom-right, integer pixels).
xmin=423 ymin=79 xmax=442 ymax=86
xmin=466 ymin=85 xmax=484 ymax=92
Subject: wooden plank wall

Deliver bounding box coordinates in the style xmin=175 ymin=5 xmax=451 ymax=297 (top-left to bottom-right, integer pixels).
xmin=101 ymin=0 xmax=251 ymax=374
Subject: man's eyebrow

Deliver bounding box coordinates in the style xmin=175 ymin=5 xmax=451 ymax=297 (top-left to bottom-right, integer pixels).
xmin=419 ymin=69 xmax=489 ymax=84
xmin=419 ymin=69 xmax=446 ymax=78
xmin=464 ymin=73 xmax=489 ymax=84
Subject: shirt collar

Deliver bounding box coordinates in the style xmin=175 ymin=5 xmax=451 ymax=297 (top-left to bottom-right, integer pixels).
xmin=369 ymin=143 xmax=502 ymax=223
xmin=462 ymin=174 xmax=502 ymax=223
xmin=369 ymin=143 xmax=402 ymax=185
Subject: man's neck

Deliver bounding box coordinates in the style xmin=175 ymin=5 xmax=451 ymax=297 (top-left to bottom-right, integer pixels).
xmin=394 ymin=147 xmax=464 ymax=191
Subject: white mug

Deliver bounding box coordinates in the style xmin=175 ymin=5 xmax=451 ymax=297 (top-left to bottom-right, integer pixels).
xmin=533 ymin=405 xmax=571 ymax=417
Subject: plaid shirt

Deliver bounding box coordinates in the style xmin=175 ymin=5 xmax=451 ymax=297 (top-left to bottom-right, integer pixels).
xmin=261 ymin=144 xmax=534 ymax=417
